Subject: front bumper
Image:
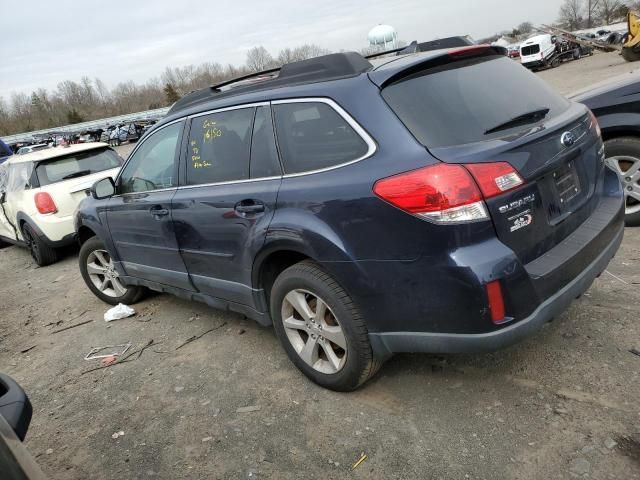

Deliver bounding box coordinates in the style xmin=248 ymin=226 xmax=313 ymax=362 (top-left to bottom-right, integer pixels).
xmin=369 ymin=223 xmax=623 ymax=355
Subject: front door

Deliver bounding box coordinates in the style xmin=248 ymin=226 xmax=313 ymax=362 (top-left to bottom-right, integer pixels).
xmin=172 ymin=105 xmax=282 ymax=306
xmin=106 ymin=120 xmax=193 ymax=290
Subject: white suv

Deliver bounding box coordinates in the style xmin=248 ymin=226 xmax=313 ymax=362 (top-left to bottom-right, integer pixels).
xmin=0 ymin=143 xmax=122 ymax=265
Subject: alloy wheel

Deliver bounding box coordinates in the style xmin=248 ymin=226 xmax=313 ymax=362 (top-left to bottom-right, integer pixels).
xmin=281 ymin=289 xmax=347 ymax=374
xmin=86 ymin=249 xmax=127 ymax=297
xmin=606 ymin=155 xmax=640 ymax=215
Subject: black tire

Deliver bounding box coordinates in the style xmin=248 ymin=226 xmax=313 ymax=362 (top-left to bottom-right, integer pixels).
xmin=270 ymin=260 xmax=383 ymax=391
xmin=604 ymin=137 xmax=640 ymax=227
xmin=78 ymin=236 xmax=145 ymax=305
xmin=621 ymin=47 xmax=640 ymax=63
xmin=21 ymin=223 xmax=57 ymax=266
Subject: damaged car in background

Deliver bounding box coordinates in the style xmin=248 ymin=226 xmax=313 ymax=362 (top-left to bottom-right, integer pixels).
xmin=0 ymin=143 xmax=122 ymax=266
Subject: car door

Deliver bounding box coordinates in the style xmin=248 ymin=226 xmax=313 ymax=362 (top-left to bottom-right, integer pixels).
xmin=172 ymin=105 xmax=282 ymax=306
xmin=0 ymin=164 xmax=17 ymax=241
xmin=106 ymin=120 xmax=193 ymax=290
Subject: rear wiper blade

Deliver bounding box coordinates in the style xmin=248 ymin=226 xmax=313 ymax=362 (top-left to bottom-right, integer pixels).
xmin=484 ymin=108 xmax=550 ymax=135
xmin=61 ymin=170 xmax=91 ymax=180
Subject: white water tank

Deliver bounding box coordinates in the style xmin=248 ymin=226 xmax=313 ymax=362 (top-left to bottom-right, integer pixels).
xmin=368 ymin=24 xmax=398 ymax=48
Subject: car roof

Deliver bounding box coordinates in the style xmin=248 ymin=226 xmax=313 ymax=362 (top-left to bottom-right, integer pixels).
xmin=5 ymin=142 xmax=110 ymax=164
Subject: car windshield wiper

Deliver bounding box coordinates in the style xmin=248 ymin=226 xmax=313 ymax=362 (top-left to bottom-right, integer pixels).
xmin=484 ymin=108 xmax=550 ymax=135
xmin=61 ymin=170 xmax=92 ymax=180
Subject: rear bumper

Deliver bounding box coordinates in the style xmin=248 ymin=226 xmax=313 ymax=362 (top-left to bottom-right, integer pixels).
xmin=522 ymin=60 xmax=545 ymax=69
xmin=369 ymin=223 xmax=623 ymax=355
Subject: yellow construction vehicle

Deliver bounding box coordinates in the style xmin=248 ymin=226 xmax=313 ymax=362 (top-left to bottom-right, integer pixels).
xmin=622 ymin=11 xmax=640 ymax=62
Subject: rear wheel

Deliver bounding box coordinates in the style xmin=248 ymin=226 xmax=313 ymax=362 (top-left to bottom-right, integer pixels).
xmin=270 ymin=260 xmax=383 ymax=391
xmin=21 ymin=223 xmax=57 ymax=266
xmin=79 ymin=236 xmax=145 ymax=305
xmin=604 ymin=137 xmax=640 ymax=226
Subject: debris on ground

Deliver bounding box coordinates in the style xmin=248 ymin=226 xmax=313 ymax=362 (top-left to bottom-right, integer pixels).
xmin=81 ymin=340 xmax=158 ymax=375
xmin=569 ymin=457 xmax=590 ymax=476
xmin=351 ymin=452 xmax=367 ymax=470
xmin=100 ymin=355 xmax=117 ymax=367
xmin=236 ymin=405 xmax=261 ymax=413
xmin=111 ymin=431 xmax=125 ymax=439
xmin=85 ymin=343 xmax=132 ymax=361
xmin=629 ymin=348 xmax=640 ymax=358
xmin=20 ymin=345 xmax=36 ymax=354
xmin=51 ymin=318 xmax=92 ymax=335
xmin=104 ymin=304 xmax=135 ymax=322
xmin=604 ymin=438 xmax=618 ymax=450
xmin=238 ymin=328 xmax=246 ymax=335
xmin=175 ymin=322 xmax=227 ymax=350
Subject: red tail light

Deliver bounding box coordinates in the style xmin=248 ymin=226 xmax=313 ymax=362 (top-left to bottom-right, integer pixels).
xmin=464 ymin=162 xmax=524 ymax=198
xmin=34 ymin=192 xmax=57 ymax=214
xmin=373 ymin=164 xmax=487 ymax=223
xmin=486 ymin=280 xmax=506 ymax=324
xmin=373 ymin=162 xmax=524 ymax=224
xmin=589 ymin=110 xmax=602 ymax=138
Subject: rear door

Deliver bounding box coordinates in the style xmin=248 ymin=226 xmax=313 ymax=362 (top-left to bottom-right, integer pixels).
xmin=172 ymin=105 xmax=282 ymax=306
xmin=378 ymin=51 xmax=604 ymax=264
xmin=106 ymin=120 xmax=193 ymax=290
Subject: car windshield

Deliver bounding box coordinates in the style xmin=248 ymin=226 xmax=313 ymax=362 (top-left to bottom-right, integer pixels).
xmin=381 ymin=55 xmax=570 ymax=148
xmin=35 ymin=148 xmax=121 ymax=186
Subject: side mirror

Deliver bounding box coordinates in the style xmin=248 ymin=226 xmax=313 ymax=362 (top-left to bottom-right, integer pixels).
xmin=0 ymin=373 xmax=32 ymax=441
xmin=91 ymin=177 xmax=116 ymax=200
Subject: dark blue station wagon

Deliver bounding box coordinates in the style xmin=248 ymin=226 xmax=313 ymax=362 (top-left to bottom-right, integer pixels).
xmin=75 ymin=47 xmax=624 ymax=390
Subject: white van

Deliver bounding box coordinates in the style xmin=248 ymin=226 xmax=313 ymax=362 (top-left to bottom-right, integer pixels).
xmin=520 ymin=34 xmax=557 ymax=69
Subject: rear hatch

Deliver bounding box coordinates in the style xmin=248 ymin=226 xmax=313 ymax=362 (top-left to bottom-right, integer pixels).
xmin=373 ymin=48 xmax=604 ymax=265
xmin=34 ymin=147 xmax=122 ymax=217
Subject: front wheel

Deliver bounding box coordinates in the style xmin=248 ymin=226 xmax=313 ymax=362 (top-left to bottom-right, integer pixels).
xmin=79 ymin=236 xmax=145 ymax=305
xmin=270 ymin=260 xmax=383 ymax=391
xmin=604 ymin=137 xmax=640 ymax=226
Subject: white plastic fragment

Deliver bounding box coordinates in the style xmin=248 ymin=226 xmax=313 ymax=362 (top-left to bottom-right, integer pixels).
xmin=104 ymin=303 xmax=135 ymax=322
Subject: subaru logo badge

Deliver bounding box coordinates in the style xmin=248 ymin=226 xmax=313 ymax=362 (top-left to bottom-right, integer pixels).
xmin=561 ymin=131 xmax=576 ymax=147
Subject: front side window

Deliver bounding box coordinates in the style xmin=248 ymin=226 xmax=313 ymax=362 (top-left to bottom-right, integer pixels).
xmin=35 ymin=148 xmax=121 ymax=187
xmin=119 ymin=121 xmax=182 ymax=194
xmin=273 ymin=102 xmax=369 ymax=175
xmin=186 ymin=108 xmax=255 ymax=185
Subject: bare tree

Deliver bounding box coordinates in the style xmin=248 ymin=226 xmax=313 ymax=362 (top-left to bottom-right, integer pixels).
xmin=517 ymin=21 xmax=534 ymax=34
xmin=559 ymin=0 xmax=585 ymax=29
xmin=586 ymin=0 xmax=601 ymax=27
xmin=246 ymin=46 xmax=274 ymax=72
xmin=598 ymin=0 xmax=625 ymax=24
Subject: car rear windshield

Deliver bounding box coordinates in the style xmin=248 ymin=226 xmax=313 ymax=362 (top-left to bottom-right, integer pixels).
xmin=381 ymin=55 xmax=570 ymax=148
xmin=521 ymin=44 xmax=540 ymax=56
xmin=35 ymin=147 xmax=121 ymax=186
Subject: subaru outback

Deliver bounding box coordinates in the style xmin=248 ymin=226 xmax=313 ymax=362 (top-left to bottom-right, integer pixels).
xmin=75 ymin=46 xmax=624 ymax=391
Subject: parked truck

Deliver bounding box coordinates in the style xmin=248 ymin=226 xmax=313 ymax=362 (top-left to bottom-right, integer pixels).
xmin=520 ymin=33 xmax=591 ymax=70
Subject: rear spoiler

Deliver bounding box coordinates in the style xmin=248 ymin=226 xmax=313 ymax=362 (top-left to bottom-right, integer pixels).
xmin=368 ymin=45 xmax=507 ymax=88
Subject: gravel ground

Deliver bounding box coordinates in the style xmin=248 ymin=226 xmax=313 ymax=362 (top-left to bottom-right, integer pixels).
xmin=1 ymin=53 xmax=639 ymax=479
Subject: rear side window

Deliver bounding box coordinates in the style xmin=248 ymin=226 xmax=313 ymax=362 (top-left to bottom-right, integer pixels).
xmin=35 ymin=148 xmax=121 ymax=187
xmin=186 ymin=108 xmax=255 ymax=185
xmin=273 ymin=102 xmax=369 ymax=174
xmin=382 ymin=56 xmax=570 ymax=148
xmin=521 ymin=45 xmax=540 ymax=56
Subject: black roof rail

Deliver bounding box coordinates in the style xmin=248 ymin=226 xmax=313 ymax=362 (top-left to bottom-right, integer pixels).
xmin=168 ymin=52 xmax=373 ymax=116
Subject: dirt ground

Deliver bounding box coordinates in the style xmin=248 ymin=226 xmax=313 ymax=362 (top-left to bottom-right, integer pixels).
xmin=1 ymin=52 xmax=640 ymax=480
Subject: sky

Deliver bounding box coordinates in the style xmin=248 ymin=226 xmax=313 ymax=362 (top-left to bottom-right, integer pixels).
xmin=0 ymin=0 xmax=563 ymax=98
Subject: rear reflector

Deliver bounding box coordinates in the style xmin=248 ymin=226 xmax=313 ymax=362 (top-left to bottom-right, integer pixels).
xmin=34 ymin=192 xmax=57 ymax=214
xmin=486 ymin=280 xmax=506 ymax=324
xmin=373 ymin=163 xmax=488 ymax=223
xmin=464 ymin=162 xmax=524 ymax=199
